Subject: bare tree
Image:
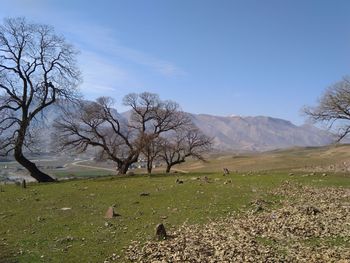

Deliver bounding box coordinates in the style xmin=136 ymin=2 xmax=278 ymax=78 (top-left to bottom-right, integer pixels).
xmin=141 ymin=136 xmax=163 ymax=174
xmin=55 ymin=93 xmax=190 ymax=174
xmin=159 ymin=126 xmax=212 ymax=173
xmin=304 ymin=79 xmax=350 ymax=141
xmin=0 ymin=17 xmax=80 ymax=182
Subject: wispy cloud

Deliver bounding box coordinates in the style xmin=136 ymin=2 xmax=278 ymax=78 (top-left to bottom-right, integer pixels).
xmin=79 ymin=51 xmax=133 ymax=96
xmin=64 ymin=23 xmax=185 ymax=78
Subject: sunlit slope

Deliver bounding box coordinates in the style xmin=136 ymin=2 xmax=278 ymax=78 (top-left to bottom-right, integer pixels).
xmin=178 ymin=144 xmax=350 ymax=173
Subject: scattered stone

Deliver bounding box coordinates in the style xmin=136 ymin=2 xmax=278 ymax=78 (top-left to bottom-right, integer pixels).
xmin=322 ymin=173 xmax=327 ymax=177
xmin=160 ymin=215 xmax=168 ymax=220
xmin=105 ymin=207 xmax=120 ymax=218
xmin=224 ymin=180 xmax=232 ymax=185
xmin=140 ymin=192 xmax=150 ymax=197
xmin=36 ymin=216 xmax=44 ymax=222
xmin=288 ymin=173 xmax=294 ymax=176
xmin=57 ymin=236 xmax=74 ymax=244
xmin=254 ymin=205 xmax=264 ymax=213
xmin=60 ymin=207 xmax=72 ymax=211
xmin=155 ymin=223 xmax=167 ymax=240
xmin=304 ymin=206 xmax=321 ymax=215
xmin=127 ymin=171 xmax=135 ymax=176
xmin=21 ymin=179 xmax=26 ymax=189
xmin=175 ymin=179 xmax=184 ymax=184
xmin=223 ymin=168 xmax=230 ymax=175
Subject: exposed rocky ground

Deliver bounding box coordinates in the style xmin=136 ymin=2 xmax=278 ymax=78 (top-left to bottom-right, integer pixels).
xmin=125 ymin=182 xmax=350 ymax=262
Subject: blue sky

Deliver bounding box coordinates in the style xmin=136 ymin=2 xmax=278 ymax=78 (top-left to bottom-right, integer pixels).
xmin=1 ymin=0 xmax=350 ymax=124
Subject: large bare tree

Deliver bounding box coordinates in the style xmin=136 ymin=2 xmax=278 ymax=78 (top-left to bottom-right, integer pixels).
xmin=0 ymin=18 xmax=80 ymax=182
xmin=55 ymin=93 xmax=190 ymax=174
xmin=159 ymin=126 xmax=212 ymax=173
xmin=304 ymin=79 xmax=350 ymax=141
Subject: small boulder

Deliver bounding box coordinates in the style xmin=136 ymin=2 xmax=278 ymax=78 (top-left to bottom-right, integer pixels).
xmin=223 ymin=168 xmax=230 ymax=176
xmin=140 ymin=192 xmax=150 ymax=197
xmin=155 ymin=223 xmax=167 ymax=240
xmin=304 ymin=206 xmax=321 ymax=215
xmin=176 ymin=179 xmax=184 ymax=184
xmin=105 ymin=207 xmax=120 ymax=218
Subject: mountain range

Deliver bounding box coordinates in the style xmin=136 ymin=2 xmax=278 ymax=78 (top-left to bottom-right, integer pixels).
xmin=188 ymin=114 xmax=334 ymax=152
xmin=38 ymin=103 xmax=335 ymax=153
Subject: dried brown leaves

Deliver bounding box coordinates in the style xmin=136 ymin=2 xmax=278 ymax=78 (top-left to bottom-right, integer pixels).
xmin=125 ymin=182 xmax=350 ymax=262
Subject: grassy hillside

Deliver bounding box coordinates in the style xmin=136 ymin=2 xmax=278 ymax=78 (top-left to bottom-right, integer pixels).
xmin=177 ymin=144 xmax=350 ymax=173
xmin=1 ymin=171 xmax=349 ymax=262
xmin=1 ymin=145 xmax=350 ymax=262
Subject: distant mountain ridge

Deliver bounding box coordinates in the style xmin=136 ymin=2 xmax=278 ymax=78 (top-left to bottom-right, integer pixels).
xmin=39 ymin=102 xmax=335 ymax=153
xmin=188 ymin=113 xmax=334 ymax=152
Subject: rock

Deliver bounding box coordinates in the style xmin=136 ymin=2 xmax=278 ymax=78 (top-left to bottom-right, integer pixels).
xmin=105 ymin=207 xmax=120 ymax=218
xmin=127 ymin=171 xmax=135 ymax=176
xmin=224 ymin=179 xmax=232 ymax=185
xmin=288 ymin=173 xmax=294 ymax=176
xmin=304 ymin=206 xmax=321 ymax=215
xmin=254 ymin=205 xmax=264 ymax=213
xmin=176 ymin=179 xmax=184 ymax=184
xmin=60 ymin=207 xmax=72 ymax=211
xmin=322 ymin=173 xmax=327 ymax=177
xmin=223 ymin=168 xmax=230 ymax=175
xmin=140 ymin=192 xmax=150 ymax=197
xmin=155 ymin=223 xmax=167 ymax=240
xmin=21 ymin=179 xmax=26 ymax=189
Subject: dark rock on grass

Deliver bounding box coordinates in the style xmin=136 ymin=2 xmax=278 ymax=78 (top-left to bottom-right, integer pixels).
xmin=176 ymin=179 xmax=184 ymax=184
xmin=140 ymin=192 xmax=150 ymax=197
xmin=155 ymin=223 xmax=167 ymax=241
xmin=21 ymin=179 xmax=26 ymax=189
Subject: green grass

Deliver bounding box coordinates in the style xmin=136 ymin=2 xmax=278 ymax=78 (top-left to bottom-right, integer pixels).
xmin=0 ymin=172 xmax=349 ymax=262
xmin=52 ymin=170 xmax=113 ymax=178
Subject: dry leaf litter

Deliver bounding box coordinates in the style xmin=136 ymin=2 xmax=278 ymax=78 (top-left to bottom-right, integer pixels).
xmin=124 ymin=182 xmax=350 ymax=263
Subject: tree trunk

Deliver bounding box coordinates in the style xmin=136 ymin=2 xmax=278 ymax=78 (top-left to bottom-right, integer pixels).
xmin=118 ymin=162 xmax=130 ymax=174
xmin=147 ymin=159 xmax=153 ymax=174
xmin=165 ymin=165 xmax=171 ymax=173
xmin=14 ymin=150 xmax=55 ymax=182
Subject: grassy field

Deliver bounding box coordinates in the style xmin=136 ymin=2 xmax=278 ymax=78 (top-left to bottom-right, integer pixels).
xmin=177 ymin=144 xmax=350 ymax=173
xmin=1 ymin=145 xmax=350 ymax=262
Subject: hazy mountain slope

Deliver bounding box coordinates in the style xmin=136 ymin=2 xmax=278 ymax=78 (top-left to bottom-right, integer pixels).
xmin=189 ymin=114 xmax=334 ymax=151
xmin=28 ymin=103 xmax=335 ymax=153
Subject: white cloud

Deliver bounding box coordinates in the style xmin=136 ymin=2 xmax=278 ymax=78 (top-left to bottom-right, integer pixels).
xmin=78 ymin=51 xmax=141 ymax=99
xmin=63 ymin=22 xmax=185 ymax=77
